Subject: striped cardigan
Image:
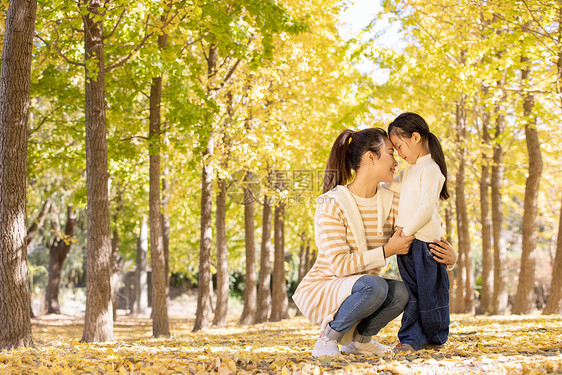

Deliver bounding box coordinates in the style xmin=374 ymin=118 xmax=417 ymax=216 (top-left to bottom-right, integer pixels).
xmin=293 ymin=185 xmax=399 ymax=344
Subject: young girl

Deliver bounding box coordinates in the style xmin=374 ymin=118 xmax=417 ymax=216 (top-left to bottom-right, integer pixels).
xmin=387 ymin=112 xmax=453 ymax=353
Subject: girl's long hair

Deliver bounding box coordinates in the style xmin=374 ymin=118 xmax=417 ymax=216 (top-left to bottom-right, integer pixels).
xmin=388 ymin=112 xmax=449 ymax=200
xmin=322 ymin=128 xmax=388 ymax=193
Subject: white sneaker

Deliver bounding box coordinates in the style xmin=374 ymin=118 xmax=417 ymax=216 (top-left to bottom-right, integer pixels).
xmin=311 ymin=336 xmax=341 ymax=357
xmin=341 ymin=339 xmax=391 ymax=355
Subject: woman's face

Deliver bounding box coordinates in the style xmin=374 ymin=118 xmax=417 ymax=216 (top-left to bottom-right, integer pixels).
xmin=372 ymin=137 xmax=398 ymax=182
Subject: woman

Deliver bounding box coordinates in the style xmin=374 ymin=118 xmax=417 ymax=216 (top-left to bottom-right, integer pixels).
xmin=292 ymin=128 xmax=456 ymax=357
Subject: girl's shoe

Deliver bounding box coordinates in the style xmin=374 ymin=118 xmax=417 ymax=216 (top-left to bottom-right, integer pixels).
xmin=311 ymin=336 xmax=341 ymax=357
xmin=392 ymin=343 xmax=416 ymax=354
xmin=341 ymin=339 xmax=391 ymax=355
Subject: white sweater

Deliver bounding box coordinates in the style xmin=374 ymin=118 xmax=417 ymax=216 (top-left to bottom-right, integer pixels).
xmin=389 ymin=154 xmax=445 ymax=242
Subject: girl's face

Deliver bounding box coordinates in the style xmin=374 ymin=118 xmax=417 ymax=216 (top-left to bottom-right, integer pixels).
xmin=390 ymin=132 xmax=423 ymax=164
xmin=370 ymin=137 xmax=398 ymax=183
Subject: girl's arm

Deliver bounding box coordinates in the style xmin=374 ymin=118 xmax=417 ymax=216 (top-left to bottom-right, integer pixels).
xmin=402 ymin=165 xmax=445 ymax=237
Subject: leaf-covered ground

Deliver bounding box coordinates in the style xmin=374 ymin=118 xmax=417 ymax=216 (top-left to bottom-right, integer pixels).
xmin=1 ymin=312 xmax=561 ymax=374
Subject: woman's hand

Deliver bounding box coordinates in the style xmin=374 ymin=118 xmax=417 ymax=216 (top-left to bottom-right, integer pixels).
xmin=385 ymin=227 xmax=414 ymax=257
xmin=429 ymin=237 xmax=457 ymax=265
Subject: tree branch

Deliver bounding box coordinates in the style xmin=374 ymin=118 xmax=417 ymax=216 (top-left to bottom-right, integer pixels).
xmin=220 ymin=58 xmax=242 ymax=87
xmin=120 ymin=135 xmax=149 ymax=141
xmin=123 ymin=65 xmax=150 ymax=99
xmin=34 ymin=32 xmax=85 ymax=67
xmin=30 ymin=104 xmax=65 ymax=135
xmin=106 ymin=15 xmax=153 ymax=71
xmin=103 ymin=7 xmax=127 ymax=39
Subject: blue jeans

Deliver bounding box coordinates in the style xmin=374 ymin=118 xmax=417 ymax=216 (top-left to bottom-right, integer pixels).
xmin=324 ymin=275 xmax=409 ymax=343
xmin=397 ymin=239 xmax=450 ymax=350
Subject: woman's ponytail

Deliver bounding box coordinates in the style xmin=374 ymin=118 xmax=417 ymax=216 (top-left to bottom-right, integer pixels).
xmin=428 ymin=132 xmax=449 ymax=200
xmin=323 ymin=127 xmax=388 ymax=193
xmin=323 ymin=129 xmax=354 ymax=193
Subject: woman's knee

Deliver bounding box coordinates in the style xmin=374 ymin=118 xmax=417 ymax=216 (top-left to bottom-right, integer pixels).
xmin=354 ymin=275 xmax=389 ymax=304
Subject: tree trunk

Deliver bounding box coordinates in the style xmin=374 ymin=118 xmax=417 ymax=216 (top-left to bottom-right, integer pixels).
xmin=213 ymin=178 xmax=229 ymax=326
xmin=295 ymin=233 xmax=310 ymax=316
xmin=455 ymin=95 xmax=473 ymax=313
xmin=491 ymin=86 xmax=508 ymax=315
xmin=193 ymin=44 xmax=218 ymax=332
xmin=543 ymin=198 xmax=562 ymax=314
xmin=444 ymin=204 xmax=456 ymax=312
xmin=0 ymin=0 xmax=37 ymax=350
xmin=161 ymin=170 xmax=170 ymax=297
xmin=270 ymin=201 xmax=289 ymax=321
xmin=110 ymin=216 xmax=121 ymax=322
xmin=134 ymin=217 xmax=148 ymax=315
xmin=45 ymin=207 xmax=76 ymax=314
xmin=149 ymin=32 xmax=170 ymax=337
xmin=81 ymin=0 xmax=113 ymax=343
xmin=543 ymin=29 xmax=562 ymax=315
xmin=297 ymin=233 xmax=308 ymax=284
xmin=213 ymin=91 xmax=234 ymax=327
xmin=513 ymin=55 xmax=543 ymax=314
xmin=240 ymin=180 xmax=257 ymax=325
xmin=256 ymin=196 xmax=274 ymax=323
xmin=477 ymin=89 xmax=493 ymax=315
xmin=193 ymin=138 xmax=213 ymax=331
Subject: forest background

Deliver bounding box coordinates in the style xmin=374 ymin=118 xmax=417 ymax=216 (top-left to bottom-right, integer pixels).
xmin=0 ymin=0 xmax=561 ymax=354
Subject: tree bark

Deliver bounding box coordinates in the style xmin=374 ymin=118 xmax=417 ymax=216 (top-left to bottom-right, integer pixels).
xmin=543 ymin=198 xmax=562 ymax=314
xmin=213 ymin=91 xmax=233 ymax=327
xmin=513 ymin=54 xmax=543 ymax=314
xmin=161 ymin=169 xmax=170 ymax=298
xmin=454 ymin=94 xmax=473 ymax=313
xmin=295 ymin=233 xmax=310 ymax=316
xmin=256 ymin=196 xmax=274 ymax=323
xmin=149 ymin=32 xmax=170 ymax=337
xmin=0 ymin=0 xmax=37 ymax=350
xmin=477 ymin=88 xmax=494 ymax=315
xmin=543 ymin=26 xmax=562 ymax=315
xmin=444 ymin=204 xmax=456 ymax=312
xmin=45 ymin=207 xmax=76 ymax=314
xmin=110 ymin=214 xmax=121 ymax=322
xmin=193 ymin=136 xmax=213 ymax=332
xmin=81 ymin=0 xmax=113 ymax=343
xmin=491 ymin=85 xmax=508 ymax=315
xmin=297 ymin=233 xmax=308 ymax=284
xmin=240 ymin=180 xmax=257 ymax=325
xmin=213 ymin=178 xmax=229 ymax=326
xmin=134 ymin=217 xmax=148 ymax=315
xmin=270 ymin=201 xmax=289 ymax=321
xmin=193 ymin=44 xmax=218 ymax=332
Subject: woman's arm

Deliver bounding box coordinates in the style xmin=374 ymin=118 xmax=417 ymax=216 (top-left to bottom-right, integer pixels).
xmin=429 ymin=237 xmax=457 ymax=269
xmin=317 ymin=201 xmax=386 ymax=276
xmin=383 ymin=227 xmax=414 ymax=257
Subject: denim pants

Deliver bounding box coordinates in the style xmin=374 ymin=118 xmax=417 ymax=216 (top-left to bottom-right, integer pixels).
xmin=397 ymin=239 xmax=450 ymax=350
xmin=324 ymin=275 xmax=409 ymax=343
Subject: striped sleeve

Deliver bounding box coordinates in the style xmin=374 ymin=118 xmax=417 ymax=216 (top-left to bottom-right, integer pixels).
xmin=315 ymin=199 xmax=384 ymax=277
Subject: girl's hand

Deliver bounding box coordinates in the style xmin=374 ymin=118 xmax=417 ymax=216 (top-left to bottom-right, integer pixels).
xmin=429 ymin=237 xmax=457 ymax=265
xmin=385 ymin=228 xmax=414 ymax=256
